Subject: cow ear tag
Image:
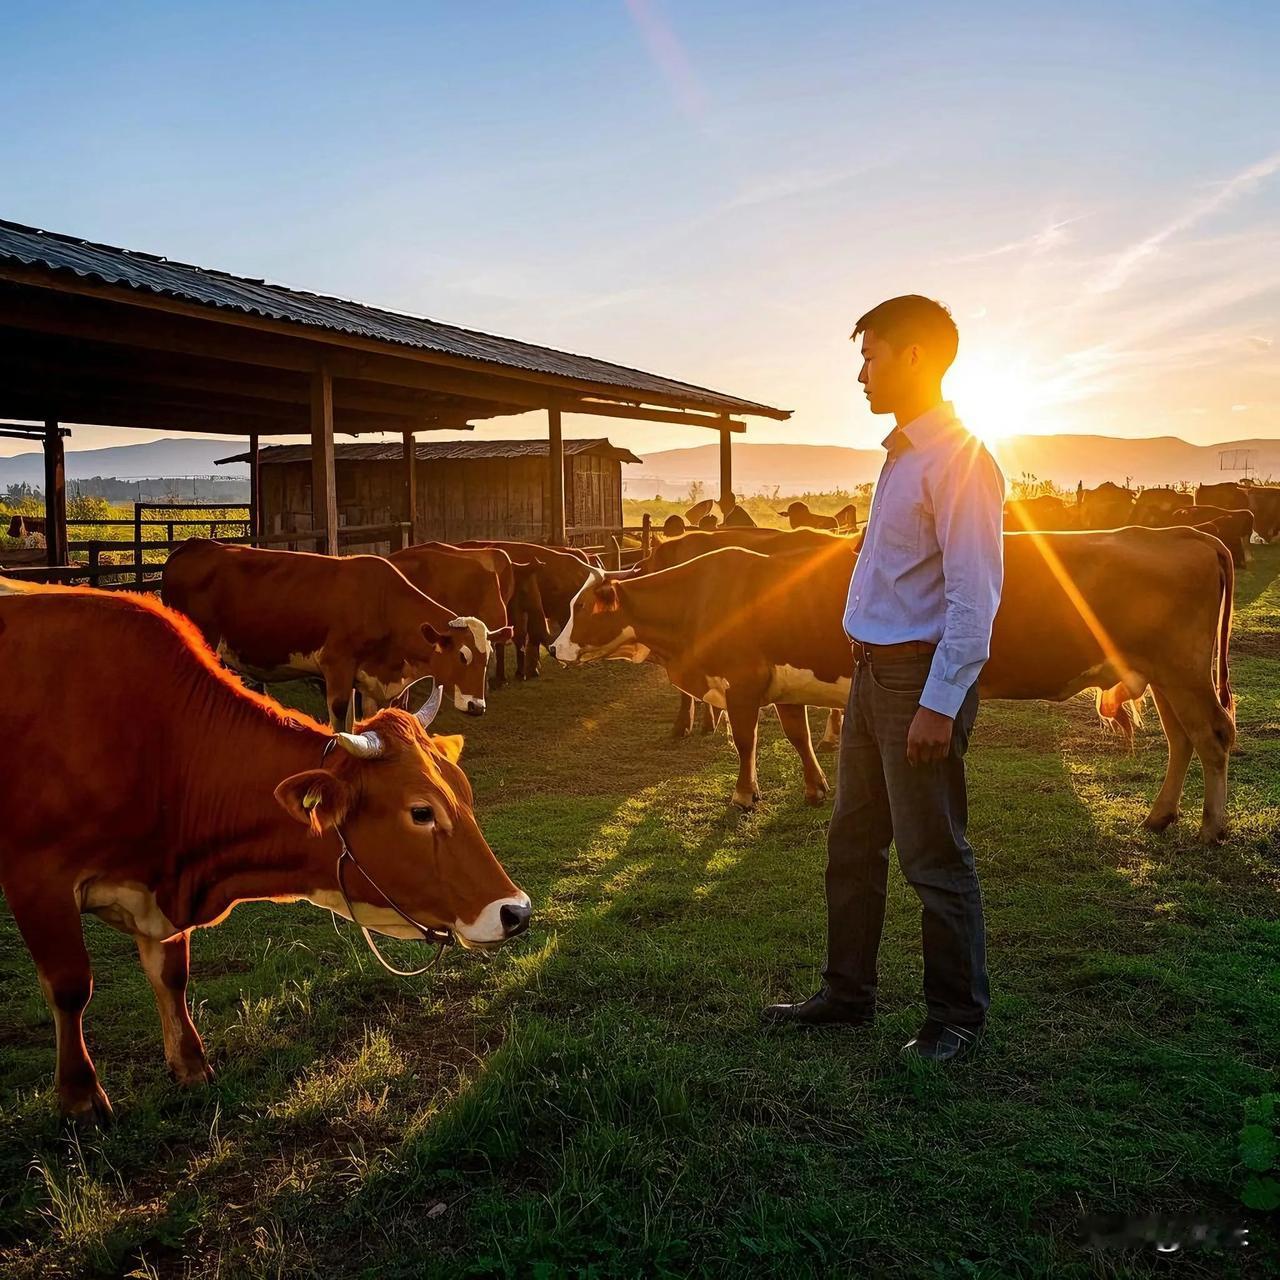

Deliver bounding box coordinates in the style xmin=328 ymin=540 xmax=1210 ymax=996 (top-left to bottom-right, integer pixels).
xmin=302 ymin=785 xmax=324 ymax=812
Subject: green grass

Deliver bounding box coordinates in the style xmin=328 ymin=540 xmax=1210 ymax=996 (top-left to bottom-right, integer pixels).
xmin=3 ymin=550 xmax=1279 ymax=1277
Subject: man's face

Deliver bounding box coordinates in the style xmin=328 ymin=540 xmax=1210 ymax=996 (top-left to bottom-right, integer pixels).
xmin=857 ymin=329 xmax=914 ymax=415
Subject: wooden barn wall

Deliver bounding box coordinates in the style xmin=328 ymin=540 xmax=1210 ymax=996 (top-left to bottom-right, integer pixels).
xmin=257 ymin=455 xmax=625 ymax=549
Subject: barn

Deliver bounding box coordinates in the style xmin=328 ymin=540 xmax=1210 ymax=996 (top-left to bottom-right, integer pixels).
xmin=0 ymin=218 xmax=789 ymax=583
xmin=217 ymin=438 xmax=641 ymax=548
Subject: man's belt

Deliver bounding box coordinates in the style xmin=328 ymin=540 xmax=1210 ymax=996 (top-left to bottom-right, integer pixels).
xmin=850 ymin=638 xmax=937 ymax=665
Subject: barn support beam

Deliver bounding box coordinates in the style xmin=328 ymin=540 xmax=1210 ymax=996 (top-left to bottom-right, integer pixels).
xmin=547 ymin=407 xmax=566 ymax=545
xmin=248 ymin=432 xmax=261 ymax=544
xmin=719 ymin=424 xmax=733 ymax=512
xmin=43 ymin=419 xmax=67 ymax=567
xmin=310 ymin=367 xmax=338 ymax=556
xmin=402 ymin=428 xmax=417 ymax=548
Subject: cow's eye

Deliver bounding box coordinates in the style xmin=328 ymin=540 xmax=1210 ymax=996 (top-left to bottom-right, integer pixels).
xmin=410 ymin=805 xmax=435 ymax=826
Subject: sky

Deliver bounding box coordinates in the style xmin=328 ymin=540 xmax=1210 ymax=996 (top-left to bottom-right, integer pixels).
xmin=1 ymin=0 xmax=1278 ymax=459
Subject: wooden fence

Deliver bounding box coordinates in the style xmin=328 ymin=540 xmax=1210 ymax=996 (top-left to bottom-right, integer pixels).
xmin=2 ymin=501 xmax=412 ymax=591
xmin=1 ymin=503 xmax=651 ymax=587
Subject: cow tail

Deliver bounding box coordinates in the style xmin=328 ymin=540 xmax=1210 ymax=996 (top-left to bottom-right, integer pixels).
xmin=1215 ymin=537 xmax=1235 ymax=718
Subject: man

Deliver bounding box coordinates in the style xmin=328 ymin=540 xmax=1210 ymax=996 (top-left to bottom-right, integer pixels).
xmin=764 ymin=295 xmax=1005 ymax=1064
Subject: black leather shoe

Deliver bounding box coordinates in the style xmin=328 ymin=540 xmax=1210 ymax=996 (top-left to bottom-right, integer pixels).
xmin=761 ymin=990 xmax=875 ymax=1028
xmin=900 ymin=1019 xmax=983 ymax=1063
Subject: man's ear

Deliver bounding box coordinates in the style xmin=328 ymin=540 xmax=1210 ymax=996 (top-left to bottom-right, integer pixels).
xmin=274 ymin=769 xmax=352 ymax=835
xmin=422 ymin=624 xmax=454 ymax=650
xmin=592 ymin=582 xmax=620 ymax=614
xmin=432 ymin=734 xmax=464 ymax=765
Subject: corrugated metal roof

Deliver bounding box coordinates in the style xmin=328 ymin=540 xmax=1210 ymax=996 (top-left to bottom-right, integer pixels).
xmin=216 ymin=438 xmax=643 ymax=466
xmin=0 ymin=219 xmax=789 ymax=420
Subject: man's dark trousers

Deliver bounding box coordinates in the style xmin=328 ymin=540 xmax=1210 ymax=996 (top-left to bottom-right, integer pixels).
xmin=823 ymin=649 xmax=988 ymax=1027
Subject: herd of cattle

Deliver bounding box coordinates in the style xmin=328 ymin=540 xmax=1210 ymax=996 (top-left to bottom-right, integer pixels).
xmin=1004 ymin=480 xmax=1279 ymax=568
xmin=0 ymin=479 xmax=1265 ymax=1121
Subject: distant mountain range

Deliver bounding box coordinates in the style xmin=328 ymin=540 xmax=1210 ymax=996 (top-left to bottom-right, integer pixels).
xmin=0 ymin=437 xmax=249 ymax=488
xmin=2 ymin=432 xmax=1277 ymax=497
xmin=628 ymin=435 xmax=1280 ymax=497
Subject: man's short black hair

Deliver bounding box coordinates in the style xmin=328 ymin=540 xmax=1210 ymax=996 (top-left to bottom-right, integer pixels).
xmin=852 ymin=295 xmax=959 ymax=372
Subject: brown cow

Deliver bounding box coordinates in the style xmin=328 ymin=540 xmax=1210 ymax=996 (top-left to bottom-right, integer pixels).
xmin=1195 ymin=482 xmax=1280 ymax=542
xmin=7 ymin=514 xmax=47 ymax=539
xmin=1079 ymin=482 xmax=1136 ymax=529
xmin=0 ymin=583 xmax=529 ymax=1121
xmin=401 ymin=541 xmax=529 ymax=684
xmin=1003 ymin=495 xmax=1077 ymax=532
xmin=661 ymin=514 xmax=687 ymax=537
xmin=777 ymin=500 xmax=848 ymax=532
xmin=1131 ymin=487 xmax=1187 ymax=526
xmin=389 ymin=544 xmax=511 ymax=637
xmin=456 ymin=540 xmax=594 ymax=678
xmin=162 ymin=540 xmax=494 ymax=728
xmin=1167 ymin=506 xmax=1255 ymax=567
xmin=553 ymin=527 xmax=1235 ymax=841
xmin=1242 ymin=483 xmax=1280 ymax=541
xmin=1195 ymin=481 xmax=1249 ymax=512
xmin=722 ymin=504 xmax=758 ymax=528
xmin=634 ymin=526 xmax=848 ymax=739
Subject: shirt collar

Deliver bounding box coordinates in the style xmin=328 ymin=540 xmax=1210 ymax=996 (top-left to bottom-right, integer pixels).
xmin=880 ymin=401 xmax=959 ymax=454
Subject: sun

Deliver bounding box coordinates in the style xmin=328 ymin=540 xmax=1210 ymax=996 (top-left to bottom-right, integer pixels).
xmin=947 ymin=352 xmax=1059 ymax=445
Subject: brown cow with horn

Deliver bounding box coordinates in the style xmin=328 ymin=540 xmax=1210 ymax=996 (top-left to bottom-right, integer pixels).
xmin=553 ymin=526 xmax=1236 ymax=842
xmin=0 ymin=583 xmax=530 ymax=1122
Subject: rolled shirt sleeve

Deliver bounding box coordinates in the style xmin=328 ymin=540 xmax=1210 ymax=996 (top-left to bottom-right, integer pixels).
xmin=919 ymin=441 xmax=1006 ymax=718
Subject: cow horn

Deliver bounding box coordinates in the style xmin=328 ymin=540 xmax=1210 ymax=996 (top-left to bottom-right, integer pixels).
xmin=334 ymin=731 xmax=384 ymax=758
xmin=414 ymin=683 xmax=444 ymax=729
xmin=448 ymin=617 xmax=468 ymax=629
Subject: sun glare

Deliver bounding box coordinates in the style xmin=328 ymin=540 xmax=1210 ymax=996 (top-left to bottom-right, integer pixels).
xmin=948 ymin=352 xmax=1059 ymax=445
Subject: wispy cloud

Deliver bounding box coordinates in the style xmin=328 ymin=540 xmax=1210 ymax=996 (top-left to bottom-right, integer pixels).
xmin=722 ymin=165 xmax=873 ymax=212
xmin=953 ymin=217 xmax=1080 ymax=263
xmin=1087 ymin=148 xmax=1280 ymax=295
xmin=1247 ymin=334 xmax=1273 ymax=350
xmin=624 ymin=0 xmax=708 ymax=120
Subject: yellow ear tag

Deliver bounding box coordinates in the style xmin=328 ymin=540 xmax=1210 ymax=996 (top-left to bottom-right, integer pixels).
xmin=302 ymin=786 xmax=324 ymax=812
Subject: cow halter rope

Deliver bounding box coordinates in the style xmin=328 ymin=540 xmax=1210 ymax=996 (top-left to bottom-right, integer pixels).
xmin=318 ymin=680 xmax=453 ymax=977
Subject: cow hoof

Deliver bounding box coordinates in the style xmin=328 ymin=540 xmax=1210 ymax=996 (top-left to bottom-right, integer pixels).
xmin=805 ymin=787 xmax=829 ymax=807
xmin=1142 ymin=811 xmax=1179 ymax=832
xmin=732 ymin=792 xmax=759 ymax=811
xmin=170 ymin=1058 xmax=214 ymax=1088
xmin=1198 ymin=823 xmax=1228 ymax=846
xmin=62 ymin=1084 xmax=114 ymax=1128
xmin=672 ymin=727 xmax=692 ymax=740
xmin=817 ymin=739 xmax=837 ymax=753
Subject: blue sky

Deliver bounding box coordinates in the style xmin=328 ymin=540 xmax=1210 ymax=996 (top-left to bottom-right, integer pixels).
xmin=2 ymin=0 xmax=1278 ymax=456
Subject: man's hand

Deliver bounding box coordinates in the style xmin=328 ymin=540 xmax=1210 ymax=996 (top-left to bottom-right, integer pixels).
xmin=907 ymin=706 xmax=954 ymax=765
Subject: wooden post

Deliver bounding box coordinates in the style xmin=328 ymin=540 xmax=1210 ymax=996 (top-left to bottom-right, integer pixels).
xmin=401 ymin=428 xmax=417 ymax=544
xmin=311 ymin=367 xmax=338 ymax=555
xmin=718 ymin=424 xmax=733 ymax=513
xmin=133 ymin=501 xmax=143 ymax=584
xmin=641 ymin=511 xmax=652 ymax=557
xmin=43 ymin=420 xmax=67 ymax=567
xmin=548 ymin=407 xmax=566 ymax=545
xmin=248 ymin=431 xmax=261 ymax=545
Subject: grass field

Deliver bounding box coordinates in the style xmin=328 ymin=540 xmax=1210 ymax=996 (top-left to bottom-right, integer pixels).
xmin=2 ymin=550 xmax=1279 ymax=1277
